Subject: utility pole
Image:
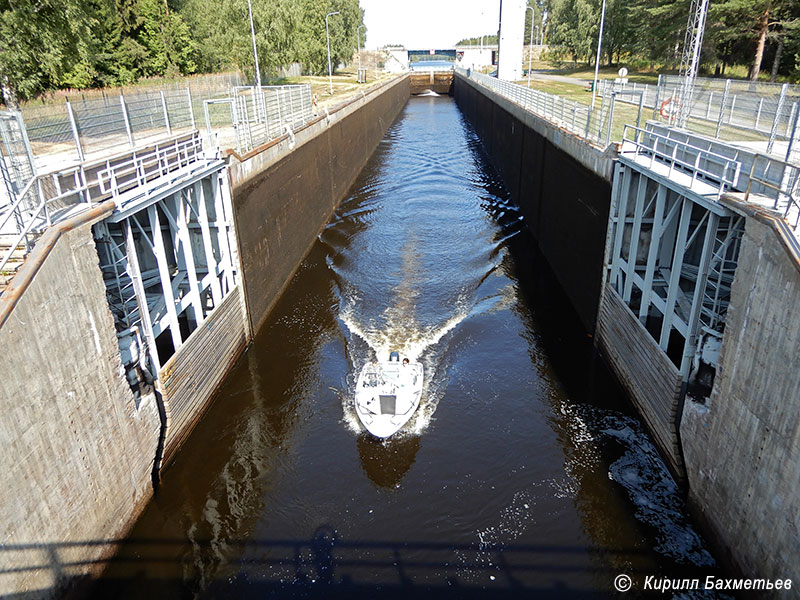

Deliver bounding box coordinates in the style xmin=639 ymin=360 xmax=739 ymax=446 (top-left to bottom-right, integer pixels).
xmin=526 ymin=5 xmax=534 ymax=87
xmin=591 ymin=0 xmax=607 ymax=109
xmin=326 ymin=11 xmax=340 ymax=96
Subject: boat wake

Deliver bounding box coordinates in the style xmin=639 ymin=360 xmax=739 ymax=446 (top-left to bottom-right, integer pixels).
xmin=319 ymin=111 xmax=524 ymax=439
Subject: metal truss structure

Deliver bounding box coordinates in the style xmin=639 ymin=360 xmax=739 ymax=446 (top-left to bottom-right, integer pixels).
xmin=94 ymin=163 xmax=238 ymax=390
xmin=608 ymin=149 xmax=745 ymax=382
xmin=674 ymin=0 xmax=710 ymax=128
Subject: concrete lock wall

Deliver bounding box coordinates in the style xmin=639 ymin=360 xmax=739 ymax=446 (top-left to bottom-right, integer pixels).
xmin=453 ymin=72 xmax=615 ymax=331
xmin=229 ymin=75 xmax=410 ymax=334
xmin=0 ymin=219 xmax=161 ymax=598
xmin=681 ymin=212 xmax=800 ymax=585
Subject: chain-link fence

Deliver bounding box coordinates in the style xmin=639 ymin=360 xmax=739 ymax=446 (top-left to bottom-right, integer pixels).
xmin=598 ymin=76 xmax=800 ymax=163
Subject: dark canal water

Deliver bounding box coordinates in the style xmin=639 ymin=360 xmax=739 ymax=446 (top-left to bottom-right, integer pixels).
xmin=93 ymin=97 xmax=725 ymax=598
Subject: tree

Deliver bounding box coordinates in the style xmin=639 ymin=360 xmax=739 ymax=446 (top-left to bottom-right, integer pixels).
xmin=455 ymin=36 xmax=498 ymax=46
xmin=626 ymin=0 xmax=687 ymax=69
xmin=708 ymin=0 xmax=800 ymax=80
xmin=180 ymin=0 xmax=364 ymax=80
xmin=546 ymin=0 xmax=596 ymax=62
xmin=602 ymin=0 xmax=634 ymax=65
xmin=0 ymin=0 xmax=97 ymax=104
xmin=136 ymin=0 xmax=196 ymax=77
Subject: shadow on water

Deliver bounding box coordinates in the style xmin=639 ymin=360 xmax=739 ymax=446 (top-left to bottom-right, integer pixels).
xmin=4 ymin=532 xmax=659 ymax=600
xmin=357 ymin=434 xmax=420 ymax=489
xmin=456 ymin=108 xmax=726 ymax=584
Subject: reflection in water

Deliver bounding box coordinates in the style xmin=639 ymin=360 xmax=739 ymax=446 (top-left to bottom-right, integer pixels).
xmin=90 ymin=97 xmax=725 ymax=599
xmin=357 ymin=434 xmax=421 ymax=489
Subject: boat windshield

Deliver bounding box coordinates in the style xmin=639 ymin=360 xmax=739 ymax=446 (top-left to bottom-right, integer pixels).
xmin=364 ymin=371 xmax=382 ymax=387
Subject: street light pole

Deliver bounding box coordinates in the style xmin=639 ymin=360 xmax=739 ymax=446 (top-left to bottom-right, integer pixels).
xmin=247 ymin=0 xmax=264 ymax=122
xmin=247 ymin=0 xmax=262 ymax=90
xmin=357 ymin=24 xmax=366 ymax=74
xmin=326 ymin=11 xmax=340 ymax=96
xmin=526 ymin=5 xmax=534 ymax=87
xmin=591 ymin=0 xmax=607 ymax=109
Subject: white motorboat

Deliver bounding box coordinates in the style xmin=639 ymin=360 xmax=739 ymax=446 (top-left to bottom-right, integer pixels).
xmin=354 ymin=351 xmax=423 ymax=438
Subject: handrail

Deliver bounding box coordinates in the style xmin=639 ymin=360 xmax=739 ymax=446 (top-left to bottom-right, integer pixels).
xmin=0 ymin=176 xmax=36 ymax=234
xmin=457 ymin=68 xmax=621 ymax=146
xmin=0 ymin=130 xmax=207 ymax=277
xmin=621 ymin=124 xmax=741 ymax=198
xmin=744 ymin=154 xmax=800 ymax=228
xmin=97 ymin=135 xmax=204 ymax=197
xmin=0 ymin=179 xmax=94 ymax=274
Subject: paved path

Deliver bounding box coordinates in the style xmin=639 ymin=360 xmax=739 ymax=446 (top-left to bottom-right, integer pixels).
xmin=525 ymin=71 xmax=589 ymax=86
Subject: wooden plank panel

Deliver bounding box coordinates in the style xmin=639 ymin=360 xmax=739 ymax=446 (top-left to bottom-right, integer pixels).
xmin=159 ymin=285 xmax=248 ymax=463
xmin=596 ymin=285 xmax=684 ymax=477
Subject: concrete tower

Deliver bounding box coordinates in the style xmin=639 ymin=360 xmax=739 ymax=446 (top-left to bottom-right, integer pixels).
xmin=497 ymin=0 xmax=526 ymax=81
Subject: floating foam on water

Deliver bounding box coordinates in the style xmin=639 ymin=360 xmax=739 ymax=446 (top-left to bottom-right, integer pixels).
xmin=558 ymin=402 xmax=716 ymax=567
xmin=455 ymin=489 xmax=537 ymax=582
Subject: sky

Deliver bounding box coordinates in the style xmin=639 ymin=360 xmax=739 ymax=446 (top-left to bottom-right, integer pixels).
xmin=360 ymin=0 xmax=502 ymax=50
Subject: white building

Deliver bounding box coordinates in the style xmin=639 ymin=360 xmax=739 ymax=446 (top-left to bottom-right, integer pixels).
xmin=455 ymin=46 xmax=497 ymax=71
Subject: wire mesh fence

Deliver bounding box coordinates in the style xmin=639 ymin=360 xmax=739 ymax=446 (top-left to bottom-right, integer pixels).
xmin=598 ymin=76 xmax=800 ymax=162
xmin=204 ymin=85 xmax=314 ymax=154
xmin=1 ymin=71 xmax=317 ymax=245
xmin=460 ymin=68 xmax=627 ymax=147
xmin=17 ymin=73 xmax=243 ymax=171
xmin=0 ymin=112 xmax=36 ymax=194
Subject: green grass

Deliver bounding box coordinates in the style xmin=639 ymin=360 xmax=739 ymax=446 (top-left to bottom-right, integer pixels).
xmin=534 ymin=58 xmax=798 ymax=84
xmin=528 ymin=62 xmax=662 ymax=84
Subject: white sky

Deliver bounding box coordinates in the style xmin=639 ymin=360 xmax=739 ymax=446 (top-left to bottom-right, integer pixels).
xmin=360 ymin=0 xmax=502 ymax=49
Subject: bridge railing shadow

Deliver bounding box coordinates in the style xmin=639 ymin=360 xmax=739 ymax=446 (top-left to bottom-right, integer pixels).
xmin=1 ymin=526 xmax=668 ymax=599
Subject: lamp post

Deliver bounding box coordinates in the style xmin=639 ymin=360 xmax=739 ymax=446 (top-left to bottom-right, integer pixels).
xmin=247 ymin=0 xmax=261 ymax=90
xmin=526 ymin=5 xmax=534 ymax=87
xmin=591 ymin=0 xmax=607 ymax=109
xmin=326 ymin=11 xmax=340 ymax=96
xmin=357 ymin=24 xmax=366 ymax=74
xmin=247 ymin=0 xmax=263 ymax=121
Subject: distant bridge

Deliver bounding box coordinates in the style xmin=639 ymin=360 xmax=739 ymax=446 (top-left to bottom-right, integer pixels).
xmin=407 ymin=49 xmax=457 ymax=60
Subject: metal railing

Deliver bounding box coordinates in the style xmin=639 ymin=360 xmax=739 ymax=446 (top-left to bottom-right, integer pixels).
xmin=600 ymin=76 xmax=800 ymax=160
xmin=0 ymin=132 xmax=211 ymax=274
xmin=14 ymin=77 xmax=315 ymax=174
xmin=744 ymin=155 xmax=800 ymax=230
xmin=458 ymin=68 xmax=627 ymax=146
xmin=620 ymin=125 xmax=741 ymax=199
xmin=204 ymin=84 xmax=313 ymax=154
xmin=0 ymin=173 xmax=86 ymax=274
xmin=97 ymin=133 xmax=206 ymax=200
